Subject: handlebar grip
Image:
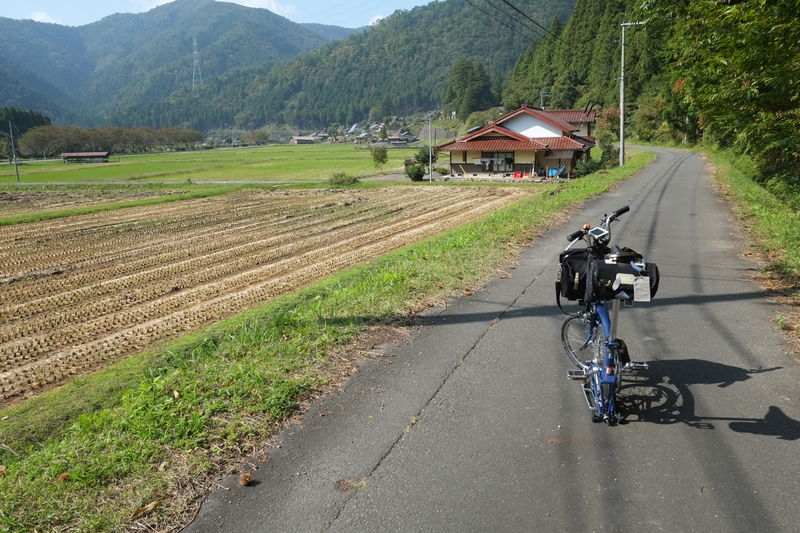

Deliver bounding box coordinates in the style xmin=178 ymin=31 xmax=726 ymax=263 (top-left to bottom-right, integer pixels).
xmin=614 ymin=205 xmax=630 ymax=217
xmin=567 ymin=229 xmax=584 ymax=241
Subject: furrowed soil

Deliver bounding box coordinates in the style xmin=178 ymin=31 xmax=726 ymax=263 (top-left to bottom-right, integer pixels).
xmin=0 ymin=186 xmax=531 ymax=405
xmin=0 ymin=187 xmax=184 ymax=215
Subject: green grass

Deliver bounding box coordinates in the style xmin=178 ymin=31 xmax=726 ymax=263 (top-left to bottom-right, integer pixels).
xmin=703 ymin=147 xmax=800 ymax=279
xmin=0 ymin=144 xmax=410 ymax=184
xmin=0 ymin=151 xmax=653 ymax=531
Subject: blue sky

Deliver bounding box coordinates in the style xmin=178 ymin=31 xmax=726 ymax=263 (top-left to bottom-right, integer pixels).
xmin=2 ymin=0 xmax=431 ymax=28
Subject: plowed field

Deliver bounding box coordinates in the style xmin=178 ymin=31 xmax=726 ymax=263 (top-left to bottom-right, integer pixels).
xmin=0 ymin=187 xmax=183 ymax=215
xmin=0 ymin=186 xmax=531 ymax=404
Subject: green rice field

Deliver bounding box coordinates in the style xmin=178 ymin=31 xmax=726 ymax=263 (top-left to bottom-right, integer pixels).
xmin=0 ymin=144 xmax=410 ymax=184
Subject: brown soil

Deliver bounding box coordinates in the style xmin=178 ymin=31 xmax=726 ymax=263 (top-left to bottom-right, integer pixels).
xmin=0 ymin=187 xmax=531 ymax=404
xmin=0 ymin=188 xmax=183 ymax=215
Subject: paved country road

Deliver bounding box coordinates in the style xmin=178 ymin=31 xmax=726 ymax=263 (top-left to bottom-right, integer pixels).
xmin=184 ymin=147 xmax=800 ymax=533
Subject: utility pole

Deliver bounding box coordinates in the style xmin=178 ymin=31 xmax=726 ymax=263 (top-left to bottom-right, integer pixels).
xmin=8 ymin=121 xmax=20 ymax=183
xmin=428 ymin=111 xmax=433 ymax=183
xmin=192 ymin=37 xmax=203 ymax=90
xmin=539 ymin=88 xmax=550 ymax=109
xmin=619 ymin=21 xmax=645 ymax=167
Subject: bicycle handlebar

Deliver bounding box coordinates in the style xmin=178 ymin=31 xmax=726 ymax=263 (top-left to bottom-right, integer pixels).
xmin=567 ymin=229 xmax=585 ymax=242
xmin=565 ymin=205 xmax=630 ymax=243
xmin=613 ymin=205 xmax=630 ymax=218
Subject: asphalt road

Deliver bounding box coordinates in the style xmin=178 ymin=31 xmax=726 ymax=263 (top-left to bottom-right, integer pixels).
xmin=183 ymin=147 xmax=800 ymax=533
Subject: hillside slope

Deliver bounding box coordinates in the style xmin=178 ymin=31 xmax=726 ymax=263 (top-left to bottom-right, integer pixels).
xmin=0 ymin=0 xmax=356 ymax=124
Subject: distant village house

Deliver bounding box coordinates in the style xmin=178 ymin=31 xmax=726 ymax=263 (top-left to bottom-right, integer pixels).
xmin=436 ymin=106 xmax=596 ymax=178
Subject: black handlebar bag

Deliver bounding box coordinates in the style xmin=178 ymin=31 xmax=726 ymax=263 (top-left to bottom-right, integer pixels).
xmin=557 ymin=248 xmax=592 ymax=301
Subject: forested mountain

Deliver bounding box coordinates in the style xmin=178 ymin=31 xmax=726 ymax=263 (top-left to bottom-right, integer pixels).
xmin=503 ymin=0 xmax=661 ymax=112
xmin=0 ymin=0 xmax=360 ymax=125
xmin=187 ymin=0 xmax=578 ymax=129
xmin=0 ymin=0 xmax=576 ymax=130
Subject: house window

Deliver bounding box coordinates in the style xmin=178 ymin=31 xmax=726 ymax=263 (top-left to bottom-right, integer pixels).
xmin=480 ymin=152 xmax=514 ymax=172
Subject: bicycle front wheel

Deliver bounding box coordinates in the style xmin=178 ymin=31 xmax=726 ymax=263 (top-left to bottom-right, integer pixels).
xmin=561 ymin=315 xmax=594 ymax=369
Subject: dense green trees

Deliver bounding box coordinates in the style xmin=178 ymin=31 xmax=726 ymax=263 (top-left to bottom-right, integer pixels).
xmin=0 ymin=107 xmax=51 ymax=137
xmin=503 ymin=0 xmax=799 ymax=200
xmin=444 ymin=58 xmax=497 ymax=120
xmin=653 ymin=0 xmax=800 ymax=194
xmin=0 ymin=107 xmax=51 ymax=161
xmin=18 ymin=125 xmax=203 ymax=157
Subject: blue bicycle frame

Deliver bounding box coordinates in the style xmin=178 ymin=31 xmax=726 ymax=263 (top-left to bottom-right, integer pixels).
xmin=572 ymin=300 xmax=624 ymax=422
xmin=591 ymin=302 xmax=620 ymax=418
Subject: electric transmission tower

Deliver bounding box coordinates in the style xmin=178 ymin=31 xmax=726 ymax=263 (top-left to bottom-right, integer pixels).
xmin=192 ymin=37 xmax=203 ymax=89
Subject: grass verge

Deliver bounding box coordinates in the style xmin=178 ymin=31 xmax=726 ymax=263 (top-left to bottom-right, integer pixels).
xmin=0 ymin=151 xmax=653 ymax=531
xmin=702 ymin=146 xmax=800 ymax=342
xmin=703 ymin=147 xmax=800 ymax=277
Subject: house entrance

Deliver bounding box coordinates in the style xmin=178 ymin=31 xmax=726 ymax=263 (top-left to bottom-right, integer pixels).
xmin=480 ymin=152 xmax=514 ymax=172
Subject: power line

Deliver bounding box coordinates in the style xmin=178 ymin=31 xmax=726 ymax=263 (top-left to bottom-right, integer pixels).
xmin=464 ymin=0 xmax=539 ymax=41
xmin=466 ymin=0 xmax=538 ymax=39
xmin=483 ymin=0 xmax=542 ymax=37
xmin=497 ymin=0 xmax=568 ymax=45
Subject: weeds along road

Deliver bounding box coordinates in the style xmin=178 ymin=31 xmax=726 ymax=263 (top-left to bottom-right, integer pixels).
xmin=184 ymin=147 xmax=800 ymax=533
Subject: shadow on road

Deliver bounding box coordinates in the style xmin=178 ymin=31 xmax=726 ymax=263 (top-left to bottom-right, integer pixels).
xmin=315 ymin=289 xmax=773 ymax=332
xmin=618 ymin=359 xmax=800 ymax=440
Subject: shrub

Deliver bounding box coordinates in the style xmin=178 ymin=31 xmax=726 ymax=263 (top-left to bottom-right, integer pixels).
xmin=328 ymin=172 xmax=359 ymax=186
xmin=573 ymin=158 xmax=602 ymax=177
xmin=405 ymin=163 xmax=426 ymax=182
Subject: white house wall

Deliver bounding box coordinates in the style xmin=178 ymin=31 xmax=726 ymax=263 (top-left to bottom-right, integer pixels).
xmin=501 ymin=115 xmax=562 ymax=138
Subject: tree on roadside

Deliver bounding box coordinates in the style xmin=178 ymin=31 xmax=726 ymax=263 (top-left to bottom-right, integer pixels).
xmin=414 ymin=146 xmax=438 ymax=167
xmin=370 ymin=145 xmax=388 ymax=170
xmin=595 ymin=107 xmax=620 ymax=168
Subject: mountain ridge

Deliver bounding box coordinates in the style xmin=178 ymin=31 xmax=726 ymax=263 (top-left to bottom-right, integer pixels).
xmin=0 ymin=0 xmax=576 ymax=129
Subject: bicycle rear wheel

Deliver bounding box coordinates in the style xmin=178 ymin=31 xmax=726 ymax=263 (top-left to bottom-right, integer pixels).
xmin=561 ymin=315 xmax=594 ymax=369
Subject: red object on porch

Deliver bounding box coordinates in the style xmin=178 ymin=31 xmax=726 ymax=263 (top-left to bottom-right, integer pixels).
xmin=514 ymin=171 xmax=523 ymax=178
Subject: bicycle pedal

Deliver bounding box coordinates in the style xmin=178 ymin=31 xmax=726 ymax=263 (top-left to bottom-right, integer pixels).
xmin=622 ymin=361 xmax=649 ymax=371
xmin=567 ymin=369 xmax=587 ymax=381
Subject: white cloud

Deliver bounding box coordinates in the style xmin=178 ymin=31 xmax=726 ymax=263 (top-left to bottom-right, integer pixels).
xmin=369 ymin=14 xmax=385 ymax=25
xmin=30 ymin=11 xmax=61 ymax=24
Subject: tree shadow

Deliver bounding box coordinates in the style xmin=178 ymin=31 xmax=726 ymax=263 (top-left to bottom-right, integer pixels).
xmin=618 ymin=359 xmax=799 ymax=440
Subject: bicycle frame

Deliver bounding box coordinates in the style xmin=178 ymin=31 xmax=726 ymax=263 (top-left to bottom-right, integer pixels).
xmin=576 ymin=300 xmax=622 ymax=422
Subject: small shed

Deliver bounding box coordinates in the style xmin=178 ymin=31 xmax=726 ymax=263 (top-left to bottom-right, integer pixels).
xmin=60 ymin=152 xmax=110 ymax=163
xmin=290 ymin=136 xmax=317 ymax=145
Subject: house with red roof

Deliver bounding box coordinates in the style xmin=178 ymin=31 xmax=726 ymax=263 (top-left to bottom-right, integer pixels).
xmin=436 ymin=106 xmax=595 ymax=179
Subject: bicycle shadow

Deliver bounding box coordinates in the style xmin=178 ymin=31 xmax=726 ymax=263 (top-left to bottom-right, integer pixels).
xmin=617 ymin=359 xmax=800 ymax=440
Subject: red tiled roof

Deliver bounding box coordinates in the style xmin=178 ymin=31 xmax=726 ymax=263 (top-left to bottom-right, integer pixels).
xmin=531 ymin=137 xmax=588 ymax=150
xmin=542 ymin=109 xmax=597 ymax=124
xmin=437 ymin=139 xmax=547 ymax=152
xmin=437 ymin=136 xmax=587 ymax=152
xmin=498 ymin=106 xmax=577 ymax=133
